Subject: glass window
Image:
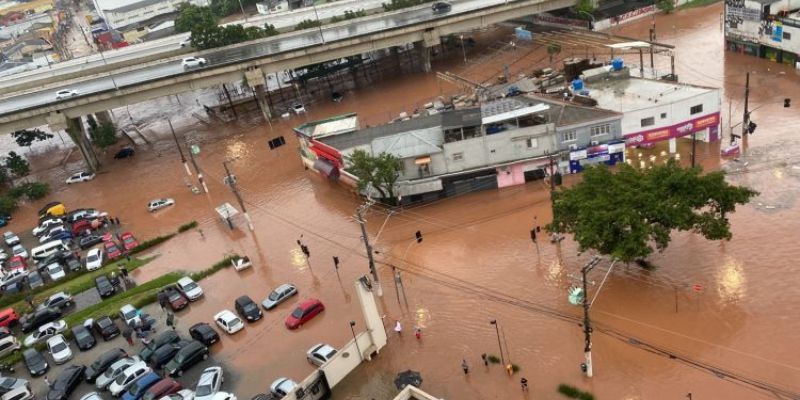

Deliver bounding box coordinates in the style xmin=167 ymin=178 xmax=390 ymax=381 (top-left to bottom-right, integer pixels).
xmin=590 ymin=124 xmax=610 ymax=137
xmin=660 ymin=113 xmax=667 ymax=119
xmin=452 ymin=152 xmax=464 ymax=161
xmin=561 ymin=131 xmax=576 ymax=142
xmin=526 ymin=138 xmax=537 ymax=148
xmin=690 ymin=104 xmax=703 ymax=115
xmin=641 ymin=117 xmax=655 ymax=127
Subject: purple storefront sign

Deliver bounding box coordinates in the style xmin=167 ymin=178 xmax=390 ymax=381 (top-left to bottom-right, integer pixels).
xmin=624 ymin=112 xmax=721 ymax=146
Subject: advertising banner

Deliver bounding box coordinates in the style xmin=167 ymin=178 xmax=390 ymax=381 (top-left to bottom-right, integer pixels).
xmin=624 ymin=112 xmax=720 ymax=146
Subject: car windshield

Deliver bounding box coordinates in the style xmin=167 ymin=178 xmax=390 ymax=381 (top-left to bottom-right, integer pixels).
xmin=168 ymin=293 xmax=182 ymax=301
xmin=51 ymin=342 xmax=67 ymax=352
xmin=103 ymin=365 xmax=120 ymax=377
xmin=196 ymin=384 xmax=213 ymax=397
xmin=325 ymin=349 xmax=337 ymax=358
xmin=182 ymin=282 xmax=197 ymax=291
xmin=228 ymin=317 xmax=241 ymax=326
xmin=243 ymin=303 xmax=257 ymax=312
xmin=268 ymin=291 xmax=280 ymax=301
xmin=87 ymin=254 xmax=98 ymax=262
xmin=49 ymin=265 xmax=63 ymax=273
xmin=123 ymin=309 xmax=137 ymax=319
xmin=114 ymin=373 xmax=127 ymax=384
xmin=76 ymin=330 xmax=90 ymax=341
xmin=98 ymin=318 xmax=111 ymax=328
xmin=291 ymin=308 xmax=304 ymax=318
xmin=123 ymin=237 xmax=135 ymax=245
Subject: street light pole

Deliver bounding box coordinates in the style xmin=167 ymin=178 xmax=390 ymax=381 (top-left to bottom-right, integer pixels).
xmin=580 ymin=256 xmax=602 ymax=378
xmin=355 ymin=203 xmax=382 ymax=297
xmin=349 ymin=321 xmax=362 ymax=361
xmin=167 ymin=119 xmax=192 ymax=177
xmin=222 ymin=159 xmax=254 ymax=231
xmin=237 ymin=0 xmax=248 ymax=21
xmin=459 ymin=35 xmax=467 ymax=65
xmin=312 ymin=5 xmax=325 ymax=44
xmin=489 ymin=319 xmax=505 ymax=366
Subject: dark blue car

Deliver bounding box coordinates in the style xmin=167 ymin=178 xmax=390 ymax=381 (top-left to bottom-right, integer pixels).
xmin=121 ymin=372 xmax=161 ymax=400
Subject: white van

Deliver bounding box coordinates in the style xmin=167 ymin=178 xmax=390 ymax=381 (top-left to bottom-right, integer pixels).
xmin=1 ymin=385 xmax=34 ymax=400
xmin=31 ymin=240 xmax=69 ymax=262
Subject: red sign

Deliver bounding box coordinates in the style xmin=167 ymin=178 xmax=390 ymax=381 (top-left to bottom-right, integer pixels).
xmin=692 ymin=284 xmax=704 ymax=292
xmin=625 ymin=112 xmax=721 ymax=146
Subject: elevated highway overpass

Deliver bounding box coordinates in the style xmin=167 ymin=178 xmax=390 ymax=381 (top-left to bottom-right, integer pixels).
xmin=0 ymin=0 xmax=576 ymax=135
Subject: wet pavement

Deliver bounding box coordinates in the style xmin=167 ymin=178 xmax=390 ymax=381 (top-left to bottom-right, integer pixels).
xmin=2 ymin=3 xmax=800 ymax=399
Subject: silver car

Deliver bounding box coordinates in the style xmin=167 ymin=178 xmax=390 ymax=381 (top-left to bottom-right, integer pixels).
xmin=306 ymin=343 xmax=337 ymax=367
xmin=96 ymin=357 xmax=138 ymax=390
xmin=261 ymin=283 xmax=297 ymax=310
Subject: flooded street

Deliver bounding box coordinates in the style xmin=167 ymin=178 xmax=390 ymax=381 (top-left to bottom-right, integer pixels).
xmin=4 ymin=2 xmax=800 ymax=398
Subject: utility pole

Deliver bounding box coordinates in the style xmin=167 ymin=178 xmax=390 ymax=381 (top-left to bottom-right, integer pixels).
xmin=222 ymin=160 xmax=254 ymax=231
xmin=186 ymin=142 xmax=208 ymax=193
xmin=741 ymin=71 xmax=750 ymax=151
xmin=167 ymin=119 xmax=192 ymax=177
xmin=355 ymin=204 xmax=382 ymax=297
xmin=580 ymin=256 xmax=602 ymax=378
xmin=691 ymin=130 xmax=697 ymax=167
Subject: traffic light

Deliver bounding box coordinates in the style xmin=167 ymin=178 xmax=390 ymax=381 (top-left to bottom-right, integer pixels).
xmin=530 ymin=229 xmax=537 ymax=242
xmin=747 ymin=121 xmax=757 ymax=134
xmin=415 ymin=230 xmax=423 ymax=243
xmin=785 ymin=98 xmax=791 ymax=108
xmin=333 ymin=256 xmax=340 ymax=269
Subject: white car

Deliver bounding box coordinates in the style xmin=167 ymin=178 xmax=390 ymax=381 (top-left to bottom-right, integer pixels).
xmin=194 ymin=366 xmax=223 ymax=400
xmin=66 ymin=171 xmax=96 ymax=184
xmin=176 ymin=277 xmax=203 ymax=301
xmin=0 ymin=269 xmax=28 ymax=289
xmin=213 ymin=310 xmax=243 ymax=335
xmin=210 ymin=393 xmax=235 ymax=400
xmin=46 ymin=334 xmax=73 ymax=364
xmin=179 ymin=38 xmax=192 ymax=47
xmin=306 ymin=343 xmax=337 ymax=367
xmin=47 ymin=263 xmax=66 ymax=281
xmin=2 ymin=385 xmax=35 ymax=400
xmin=23 ymin=320 xmax=68 ymax=347
xmin=11 ymin=244 xmax=27 ymax=259
xmin=181 ymin=57 xmax=207 ymax=68
xmin=33 ymin=219 xmax=62 ymax=237
xmin=86 ymin=248 xmax=104 ymax=271
xmin=291 ymin=103 xmax=306 ymax=114
xmin=147 ymin=198 xmax=175 ymax=212
xmin=3 ymin=231 xmax=19 ymax=247
xmin=80 ymin=392 xmax=103 ymax=400
xmin=108 ymin=361 xmax=151 ymax=397
xmin=0 ymin=249 xmax=7 ymax=262
xmin=55 ymin=89 xmax=79 ymax=99
xmin=119 ymin=304 xmax=141 ymax=327
xmin=160 ymin=389 xmax=195 ymax=400
xmin=270 ymin=378 xmax=297 ymax=398
xmin=96 ymin=357 xmax=139 ymax=390
xmin=39 ymin=226 xmax=67 ymax=243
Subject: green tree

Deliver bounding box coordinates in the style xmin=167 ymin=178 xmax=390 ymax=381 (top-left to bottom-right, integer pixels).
xmin=383 ymin=0 xmax=433 ymax=12
xmin=574 ymin=0 xmax=595 ymax=18
xmin=547 ymin=161 xmax=758 ymax=263
xmin=0 ymin=196 xmax=16 ymax=215
xmin=0 ymin=166 xmax=10 ymax=188
xmin=22 ymin=182 xmax=49 ymax=200
xmin=345 ymin=149 xmax=402 ymax=200
xmin=657 ymin=0 xmax=675 ymax=13
xmin=295 ymin=19 xmax=322 ymax=31
xmin=191 ymin=24 xmax=223 ymax=49
xmin=263 ymin=23 xmax=278 ymax=36
xmin=89 ymin=122 xmax=118 ymax=149
xmin=176 ymin=4 xmax=217 ymax=33
xmin=4 ymin=152 xmax=30 ymax=179
xmin=11 ymin=129 xmax=53 ymax=148
xmin=547 ymin=43 xmax=562 ymax=64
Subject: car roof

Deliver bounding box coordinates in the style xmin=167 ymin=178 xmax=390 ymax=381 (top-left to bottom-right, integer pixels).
xmin=46 ymin=334 xmax=66 ymax=344
xmin=177 ymin=277 xmax=195 ymax=285
xmin=298 ymin=298 xmax=321 ymax=309
xmin=275 ymin=283 xmax=294 ymax=292
xmin=214 ymin=310 xmax=236 ymax=320
xmin=235 ymin=296 xmax=254 ymax=305
xmin=88 ymin=248 xmax=101 ymax=255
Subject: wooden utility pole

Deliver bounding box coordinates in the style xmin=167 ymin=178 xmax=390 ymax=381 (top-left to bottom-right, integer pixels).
xmin=222 ymin=160 xmax=254 ymax=231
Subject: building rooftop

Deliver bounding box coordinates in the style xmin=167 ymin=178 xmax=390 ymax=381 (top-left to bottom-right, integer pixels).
xmin=583 ymin=73 xmax=714 ymax=113
xmin=94 ymin=0 xmax=162 ymax=13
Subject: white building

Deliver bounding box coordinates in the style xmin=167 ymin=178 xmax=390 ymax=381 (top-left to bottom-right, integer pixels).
xmin=92 ymin=0 xmax=209 ymax=30
xmin=725 ymin=0 xmax=800 ymax=66
xmin=256 ymin=0 xmax=289 ymax=14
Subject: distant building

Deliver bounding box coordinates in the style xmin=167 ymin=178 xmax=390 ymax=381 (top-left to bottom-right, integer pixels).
xmin=724 ymin=0 xmax=800 ymax=66
xmin=256 ymin=0 xmax=289 ymax=14
xmin=91 ymin=0 xmax=209 ymax=30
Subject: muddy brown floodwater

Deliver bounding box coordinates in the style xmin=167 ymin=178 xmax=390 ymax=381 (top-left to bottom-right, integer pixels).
xmin=4 ymin=2 xmax=800 ymax=399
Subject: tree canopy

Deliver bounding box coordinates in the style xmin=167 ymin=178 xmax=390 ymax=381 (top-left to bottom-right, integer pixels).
xmin=177 ymin=3 xmax=280 ymax=50
xmin=547 ymin=161 xmax=758 ymax=263
xmin=175 ymin=4 xmax=217 ymax=33
xmin=89 ymin=122 xmax=118 ymax=149
xmin=4 ymin=152 xmax=30 ymax=178
xmin=12 ymin=129 xmax=53 ymax=148
xmin=345 ymin=149 xmax=403 ymax=201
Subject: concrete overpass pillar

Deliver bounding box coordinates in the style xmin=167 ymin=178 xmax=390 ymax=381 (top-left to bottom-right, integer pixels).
xmin=254 ymin=84 xmax=272 ymax=122
xmin=66 ymin=116 xmax=100 ymax=172
xmin=244 ymin=66 xmax=272 ymax=123
xmin=95 ymin=110 xmax=113 ymax=125
xmin=415 ymin=41 xmax=432 ymax=73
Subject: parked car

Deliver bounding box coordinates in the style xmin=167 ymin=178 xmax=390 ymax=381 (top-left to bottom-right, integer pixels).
xmin=33 ymin=219 xmax=63 ymax=237
xmin=291 ymin=103 xmax=305 ymax=114
xmin=71 ymin=324 xmax=97 ymax=351
xmin=213 ymin=310 xmax=243 ymax=335
xmin=72 ymin=219 xmax=94 ymax=236
xmin=261 ymin=283 xmax=297 ymax=310
xmin=175 ymin=277 xmax=203 ymax=301
xmin=121 ymin=372 xmax=161 ymax=400
xmin=0 ymin=309 xmax=18 ymax=328
xmin=108 ymin=361 xmax=151 ymax=397
xmin=159 ymin=389 xmax=194 ymax=400
xmin=80 ymin=393 xmax=103 ymax=400
xmin=22 ymin=348 xmax=49 ymax=376
xmin=164 ymin=340 xmax=208 ymax=377
xmin=46 ymin=364 xmax=86 ymax=400
xmin=234 ymin=296 xmax=262 ymax=322
xmin=39 ymin=227 xmax=70 ymax=243
xmin=1 ymin=282 xmax=24 ymax=296
xmin=96 ymin=275 xmax=116 ymax=298
xmin=148 ymin=341 xmax=189 ymax=370
xmin=159 ymin=287 xmax=187 ymax=311
xmin=306 ymin=343 xmax=337 ymax=367
xmin=181 ymin=57 xmax=207 ymax=68
xmin=194 ymin=366 xmax=223 ymax=400
xmin=0 ymin=336 xmax=20 ymax=358
xmin=96 ymin=356 xmax=138 ymax=390
xmin=139 ymin=331 xmax=180 ymax=362
xmin=93 ymin=316 xmax=121 ymax=341
xmin=269 ymin=378 xmax=296 ymax=398
xmin=10 ymin=245 xmax=27 ymax=259
xmin=38 ymin=291 xmax=73 ymax=311
xmin=46 ymin=263 xmax=67 ymax=281
xmin=209 ymin=393 xmax=235 ymax=400
xmin=3 ymin=232 xmax=19 ymax=247
xmin=0 ymin=270 xmax=28 ymax=291
xmin=66 ymin=171 xmax=96 ymax=184
xmin=1 ymin=385 xmax=34 ymax=400
xmin=23 ymin=319 xmax=68 ymax=347
xmin=6 ymin=256 xmax=27 ymax=271
xmin=431 ymin=1 xmax=451 ymax=13
xmin=85 ymin=348 xmax=129 ymax=383
xmin=86 ymin=248 xmax=104 ymax=271
xmin=147 ymin=199 xmax=175 ymax=213
xmin=81 ymin=235 xmax=104 ymax=250
xmin=0 ymin=327 xmax=12 ymax=340
xmin=64 ymin=255 xmax=81 ymax=273
xmin=119 ymin=304 xmax=141 ymax=327
xmin=120 ymin=232 xmax=139 ymax=251
xmin=46 ymin=334 xmax=73 ymax=364
xmin=141 ymin=378 xmax=182 ymax=400
xmin=55 ymin=89 xmax=79 ymax=99
xmin=188 ymin=323 xmax=219 ymax=347
xmin=285 ymin=299 xmax=325 ymax=330
xmin=179 ymin=38 xmax=191 ymax=47
xmin=27 ymin=271 xmax=44 ymax=290
xmin=104 ymin=241 xmax=122 ymax=260
xmin=0 ymin=377 xmax=29 ymax=397
xmin=20 ymin=308 xmax=62 ymax=333
xmin=114 ymin=147 xmax=135 ymax=159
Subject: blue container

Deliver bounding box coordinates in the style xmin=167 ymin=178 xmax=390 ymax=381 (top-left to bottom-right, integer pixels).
xmin=572 ymin=79 xmax=584 ymax=91
xmin=612 ymin=58 xmax=624 ymax=71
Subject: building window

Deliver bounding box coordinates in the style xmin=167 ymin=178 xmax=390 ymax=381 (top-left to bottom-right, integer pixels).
xmin=690 ymin=104 xmax=703 ymax=115
xmin=452 ymin=152 xmax=464 ymax=161
xmin=590 ymin=124 xmax=610 ymax=137
xmin=784 ymin=32 xmax=791 ymax=40
xmin=660 ymin=112 xmax=667 ymax=119
xmin=561 ymin=131 xmax=576 ymax=142
xmin=526 ymin=138 xmax=538 ymax=148
xmin=641 ymin=117 xmax=655 ymax=127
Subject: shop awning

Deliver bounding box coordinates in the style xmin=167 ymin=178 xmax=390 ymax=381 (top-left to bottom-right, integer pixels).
xmin=414 ymin=156 xmax=431 ymax=165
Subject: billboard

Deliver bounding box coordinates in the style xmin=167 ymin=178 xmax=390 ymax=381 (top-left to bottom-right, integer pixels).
xmin=624 ymin=112 xmax=720 ymax=146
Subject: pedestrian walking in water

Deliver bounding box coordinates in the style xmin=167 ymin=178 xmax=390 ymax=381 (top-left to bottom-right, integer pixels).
xmin=481 ymin=353 xmax=488 ymax=366
xmin=122 ymin=328 xmax=133 ymax=346
xmin=394 ymin=320 xmax=402 ymax=336
xmin=414 ymin=326 xmax=422 ymax=340
xmin=461 ymin=359 xmax=469 ymax=375
xmin=115 ymin=217 xmax=121 ymax=226
xmin=520 ymin=377 xmax=528 ymax=391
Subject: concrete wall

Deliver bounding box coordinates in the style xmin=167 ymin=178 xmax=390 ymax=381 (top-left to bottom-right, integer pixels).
xmin=555 ymin=117 xmax=622 ymax=151
xmin=97 ymin=0 xmax=203 ymax=29
xmin=441 ymin=124 xmax=556 ymax=172
xmin=619 ymin=90 xmax=720 ymax=136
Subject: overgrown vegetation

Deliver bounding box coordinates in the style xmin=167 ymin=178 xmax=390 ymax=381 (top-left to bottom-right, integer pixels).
xmin=86 ymin=116 xmax=118 ymax=149
xmin=176 ymin=4 xmax=279 ymax=50
xmin=557 ymin=384 xmax=595 ymax=400
xmin=330 ymin=9 xmax=367 ymax=23
xmin=574 ymin=0 xmax=595 ymax=18
xmin=382 ymin=0 xmax=433 ymax=12
xmin=345 ymin=149 xmax=402 ymax=201
xmin=189 ymin=254 xmax=237 ymax=281
xmin=657 ymin=0 xmax=675 ymax=13
xmin=677 ymin=0 xmax=720 ymax=9
xmin=177 ymin=221 xmax=199 ymax=233
xmin=295 ymin=19 xmax=323 ymax=31
xmin=11 ymin=129 xmax=53 ymax=149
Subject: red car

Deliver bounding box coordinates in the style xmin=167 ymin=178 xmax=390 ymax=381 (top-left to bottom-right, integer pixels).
xmin=285 ymin=298 xmax=325 ymax=330
xmin=102 ymin=232 xmax=114 ymax=242
xmin=7 ymin=256 xmax=27 ymax=271
xmin=104 ymin=241 xmax=122 ymax=260
xmin=120 ymin=232 xmax=139 ymax=251
xmin=142 ymin=378 xmax=182 ymax=400
xmin=71 ymin=219 xmax=93 ymax=236
xmin=0 ymin=308 xmax=19 ymax=328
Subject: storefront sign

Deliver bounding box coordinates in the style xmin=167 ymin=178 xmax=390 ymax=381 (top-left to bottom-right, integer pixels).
xmin=531 ymin=14 xmax=590 ymax=28
xmin=569 ymin=141 xmax=626 ymax=173
xmin=624 ymin=112 xmax=721 ymax=146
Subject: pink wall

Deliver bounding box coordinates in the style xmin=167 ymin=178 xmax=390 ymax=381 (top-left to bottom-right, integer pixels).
xmin=496 ymin=164 xmax=527 ymax=188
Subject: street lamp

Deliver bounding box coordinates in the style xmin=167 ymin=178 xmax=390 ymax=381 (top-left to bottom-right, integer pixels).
xmin=489 ymin=319 xmax=505 ymax=366
xmin=312 ymin=4 xmax=325 ymax=44
xmin=237 ymin=0 xmax=248 ymax=22
xmin=349 ymin=321 xmax=362 ymax=361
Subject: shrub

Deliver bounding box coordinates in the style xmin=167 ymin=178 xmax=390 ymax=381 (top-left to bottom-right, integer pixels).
xmin=487 ymin=354 xmax=501 ymax=364
xmin=557 ymin=384 xmax=594 ymax=400
xmin=177 ymin=221 xmax=198 ymax=233
xmin=129 ymin=233 xmax=176 ymax=255
xmin=190 ymin=254 xmax=238 ymax=281
xmin=24 ymin=181 xmax=49 ymax=200
xmin=0 ymin=196 xmax=16 ymax=214
xmin=295 ymin=19 xmax=322 ymax=31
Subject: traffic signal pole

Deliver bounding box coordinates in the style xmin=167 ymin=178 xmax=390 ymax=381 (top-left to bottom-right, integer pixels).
xmin=581 ymin=256 xmax=602 ymax=378
xmin=741 ymin=71 xmax=750 ymax=152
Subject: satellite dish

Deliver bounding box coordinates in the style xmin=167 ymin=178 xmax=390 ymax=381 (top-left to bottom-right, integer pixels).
xmin=568 ymin=286 xmax=584 ymax=306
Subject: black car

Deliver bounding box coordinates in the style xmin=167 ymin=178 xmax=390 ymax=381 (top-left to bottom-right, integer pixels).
xmin=79 ymin=234 xmax=104 ymax=250
xmin=46 ymin=364 xmax=85 ymax=400
xmin=164 ymin=340 xmax=208 ymax=377
xmin=2 ymin=282 xmax=25 ymax=296
xmin=71 ymin=325 xmax=97 ymax=351
xmin=36 ymin=251 xmax=71 ymax=268
xmin=27 ymin=271 xmax=44 ymax=289
xmin=22 ymin=348 xmax=49 ymax=376
xmin=84 ymin=347 xmax=127 ymax=382
xmin=148 ymin=340 xmax=190 ymax=369
xmin=95 ymin=276 xmax=116 ymax=298
xmin=234 ymin=295 xmax=262 ymax=322
xmin=431 ymin=1 xmax=451 ymax=13
xmin=20 ymin=307 xmax=62 ymax=333
xmin=189 ymin=323 xmax=220 ymax=347
xmin=114 ymin=147 xmax=135 ymax=159
xmin=93 ymin=316 xmax=120 ymax=341
xmin=139 ymin=330 xmax=180 ymax=362
xmin=64 ymin=256 xmax=81 ymax=273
